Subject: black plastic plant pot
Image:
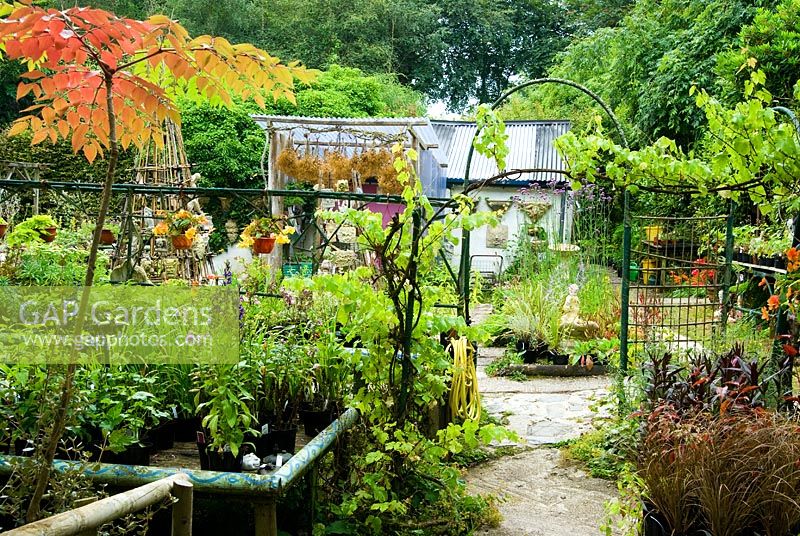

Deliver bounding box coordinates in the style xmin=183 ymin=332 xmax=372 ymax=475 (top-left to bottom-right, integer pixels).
xmin=150 ymin=422 xmax=176 ymax=451
xmin=551 ymin=354 xmax=569 ymax=366
xmin=207 ymin=450 xmax=240 ymax=472
xmin=197 ymin=443 xmax=241 ymax=472
xmin=642 ymin=503 xmax=670 ymax=536
xmin=299 ymin=409 xmax=334 ymax=437
xmin=257 ymin=426 xmax=298 ymax=457
xmin=173 ymin=417 xmax=202 ymax=442
xmin=516 ymin=340 xmax=536 ymax=364
xmin=111 ymin=443 xmax=152 ymax=466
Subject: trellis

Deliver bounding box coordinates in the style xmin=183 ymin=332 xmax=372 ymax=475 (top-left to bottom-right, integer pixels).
xmin=0 ymin=160 xmax=47 ymax=220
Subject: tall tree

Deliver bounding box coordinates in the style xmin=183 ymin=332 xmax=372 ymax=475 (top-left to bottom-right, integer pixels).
xmin=433 ymin=0 xmax=572 ymax=109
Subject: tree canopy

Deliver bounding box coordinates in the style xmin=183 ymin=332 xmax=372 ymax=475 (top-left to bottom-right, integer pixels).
xmin=499 ymin=0 xmax=785 ymax=148
xmin=52 ymin=0 xmax=571 ymax=110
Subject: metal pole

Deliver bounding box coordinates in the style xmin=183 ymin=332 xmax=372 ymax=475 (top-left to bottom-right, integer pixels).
xmin=619 ymin=190 xmax=632 ymax=373
xmin=720 ymin=201 xmax=735 ymax=335
xmin=456 ymin=77 xmax=629 ymax=325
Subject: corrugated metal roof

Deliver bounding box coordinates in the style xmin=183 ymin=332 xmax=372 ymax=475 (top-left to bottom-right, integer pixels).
xmin=431 ymin=120 xmax=570 ymax=183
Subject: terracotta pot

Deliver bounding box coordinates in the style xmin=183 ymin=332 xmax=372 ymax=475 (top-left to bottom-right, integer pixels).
xmin=0 ymin=224 xmax=6 ymax=238
xmin=252 ymin=236 xmax=276 ymax=255
xmin=40 ymin=227 xmax=56 ymax=243
xmin=171 ymin=234 xmax=193 ymax=250
xmin=100 ymin=229 xmax=116 ymax=245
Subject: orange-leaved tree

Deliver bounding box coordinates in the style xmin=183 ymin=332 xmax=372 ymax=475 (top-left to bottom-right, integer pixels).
xmin=0 ymin=0 xmax=314 ymax=521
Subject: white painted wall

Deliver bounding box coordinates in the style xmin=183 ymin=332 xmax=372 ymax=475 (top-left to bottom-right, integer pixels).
xmin=449 ymin=187 xmax=574 ymax=275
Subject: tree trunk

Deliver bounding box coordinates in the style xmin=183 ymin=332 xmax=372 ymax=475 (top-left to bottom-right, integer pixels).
xmin=26 ymin=74 xmax=119 ymax=522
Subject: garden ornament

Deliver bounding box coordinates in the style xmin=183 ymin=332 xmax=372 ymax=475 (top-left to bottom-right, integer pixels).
xmin=225 ymin=219 xmax=238 ymax=243
xmin=241 ymin=452 xmax=262 ymax=472
xmin=560 ymin=284 xmax=599 ymax=339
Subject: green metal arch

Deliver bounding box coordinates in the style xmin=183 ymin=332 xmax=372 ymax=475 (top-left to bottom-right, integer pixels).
xmin=458 ymin=77 xmax=627 ymax=324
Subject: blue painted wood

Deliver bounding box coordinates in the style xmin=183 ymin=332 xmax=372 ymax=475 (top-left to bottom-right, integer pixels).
xmin=0 ymin=408 xmax=358 ymax=496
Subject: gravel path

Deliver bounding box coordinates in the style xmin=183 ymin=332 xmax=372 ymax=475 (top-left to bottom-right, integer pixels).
xmin=467 ymin=345 xmax=618 ymax=536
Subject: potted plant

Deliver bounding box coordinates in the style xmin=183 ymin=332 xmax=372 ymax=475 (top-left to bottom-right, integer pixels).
xmin=99 ymin=222 xmax=120 ymax=245
xmin=194 ymin=362 xmax=259 ymax=471
xmin=239 ymin=216 xmax=295 ymax=255
xmin=300 ymin=329 xmax=348 ymax=436
xmin=13 ymin=214 xmax=58 ymax=242
xmin=0 ymin=216 xmax=7 ymax=238
xmin=86 ymin=367 xmax=171 ymax=466
xmin=255 ymin=336 xmax=308 ymax=455
xmin=152 ymin=209 xmax=207 ymax=250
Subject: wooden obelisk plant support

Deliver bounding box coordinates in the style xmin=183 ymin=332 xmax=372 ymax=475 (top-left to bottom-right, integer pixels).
xmin=0 ymin=1 xmax=312 ymax=521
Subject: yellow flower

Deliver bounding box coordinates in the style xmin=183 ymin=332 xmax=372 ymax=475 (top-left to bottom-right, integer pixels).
xmin=238 ymin=235 xmax=254 ymax=248
xmin=284 ymin=225 xmax=296 ymax=235
xmin=275 ymin=233 xmax=290 ymax=245
xmin=153 ymin=222 xmax=168 ymax=236
xmin=185 ymin=227 xmax=198 ymax=240
xmin=176 ymin=209 xmax=191 ymax=219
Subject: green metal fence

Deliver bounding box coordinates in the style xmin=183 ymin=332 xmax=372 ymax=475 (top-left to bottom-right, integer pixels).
xmin=620 ymin=206 xmax=734 ymax=367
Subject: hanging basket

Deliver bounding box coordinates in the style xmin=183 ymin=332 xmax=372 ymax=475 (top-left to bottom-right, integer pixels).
xmin=171 ymin=234 xmax=193 ymax=250
xmin=100 ymin=229 xmax=116 ymax=245
xmin=0 ymin=224 xmax=6 ymax=238
xmin=252 ymin=236 xmax=276 ymax=255
xmin=40 ymin=227 xmax=57 ymax=243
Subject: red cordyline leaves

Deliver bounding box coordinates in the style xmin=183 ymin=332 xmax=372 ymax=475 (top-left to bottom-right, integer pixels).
xmin=0 ymin=0 xmax=315 ymax=162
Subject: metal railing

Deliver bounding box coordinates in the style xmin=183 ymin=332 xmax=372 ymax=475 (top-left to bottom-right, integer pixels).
xmin=0 ymin=407 xmax=359 ymax=536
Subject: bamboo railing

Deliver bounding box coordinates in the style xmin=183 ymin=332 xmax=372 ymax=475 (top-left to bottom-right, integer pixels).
xmin=2 ymin=474 xmax=192 ymax=536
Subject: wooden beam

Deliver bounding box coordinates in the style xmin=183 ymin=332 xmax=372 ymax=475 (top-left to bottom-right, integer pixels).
xmin=251 ymin=115 xmax=429 ymax=128
xmin=503 ymin=364 xmax=608 ymax=377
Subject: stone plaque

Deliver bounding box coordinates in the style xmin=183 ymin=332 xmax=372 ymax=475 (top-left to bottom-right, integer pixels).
xmin=486 ymin=224 xmax=509 ymax=248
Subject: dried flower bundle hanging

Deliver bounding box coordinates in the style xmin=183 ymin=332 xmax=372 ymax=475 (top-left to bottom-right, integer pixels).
xmin=353 ymin=148 xmax=392 ymax=178
xmin=275 ymin=147 xmax=300 ymax=177
xmin=377 ymin=164 xmax=405 ymax=194
xmin=323 ymin=151 xmax=353 ymax=181
xmin=295 ymin=150 xmax=322 ymax=184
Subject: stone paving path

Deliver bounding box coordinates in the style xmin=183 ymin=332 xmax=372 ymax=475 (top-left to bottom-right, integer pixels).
xmin=467 ymin=344 xmax=618 ymax=536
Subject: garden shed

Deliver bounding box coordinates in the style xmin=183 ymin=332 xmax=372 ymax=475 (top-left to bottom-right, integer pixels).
xmin=243 ymin=115 xmax=449 ymax=271
xmin=251 ymin=115 xmax=448 ymax=199
xmin=431 ymin=119 xmax=572 ymax=276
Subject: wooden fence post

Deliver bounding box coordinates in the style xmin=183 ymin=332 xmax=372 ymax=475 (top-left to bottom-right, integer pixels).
xmin=253 ymin=499 xmax=277 ymax=536
xmin=171 ymin=476 xmax=193 ymax=536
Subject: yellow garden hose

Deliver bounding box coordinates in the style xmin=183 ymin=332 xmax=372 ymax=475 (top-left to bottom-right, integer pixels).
xmin=448 ymin=337 xmax=481 ymax=422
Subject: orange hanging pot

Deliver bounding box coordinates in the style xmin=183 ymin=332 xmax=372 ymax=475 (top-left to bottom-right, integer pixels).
xmin=171 ymin=234 xmax=193 ymax=250
xmin=252 ymin=236 xmax=276 ymax=255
